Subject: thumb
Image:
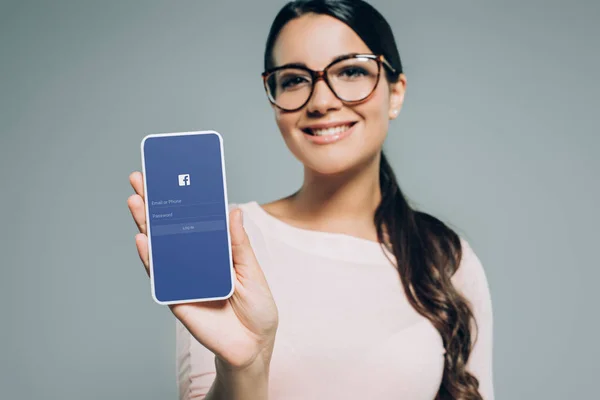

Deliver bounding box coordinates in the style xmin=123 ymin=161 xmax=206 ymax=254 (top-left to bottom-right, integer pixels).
xmin=229 ymin=208 xmax=260 ymax=269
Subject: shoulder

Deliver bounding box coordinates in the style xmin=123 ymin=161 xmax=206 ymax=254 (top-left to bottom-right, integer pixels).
xmin=415 ymin=211 xmax=491 ymax=295
xmin=227 ymin=201 xmax=260 ymax=221
xmin=452 ymin=237 xmax=489 ymax=288
xmin=227 ymin=201 xmax=258 ymax=212
xmin=226 ymin=200 xmax=265 ymax=236
xmin=452 ymin=237 xmax=494 ymax=318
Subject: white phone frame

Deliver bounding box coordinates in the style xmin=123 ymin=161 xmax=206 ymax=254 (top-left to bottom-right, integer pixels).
xmin=140 ymin=130 xmax=235 ymax=305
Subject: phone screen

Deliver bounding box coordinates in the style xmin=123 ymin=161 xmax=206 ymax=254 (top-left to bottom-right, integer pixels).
xmin=141 ymin=131 xmax=234 ymax=304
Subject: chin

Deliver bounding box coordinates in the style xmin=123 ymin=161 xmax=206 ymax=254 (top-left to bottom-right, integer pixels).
xmin=302 ymin=153 xmax=375 ymax=177
xmin=282 ymin=128 xmax=383 ymax=176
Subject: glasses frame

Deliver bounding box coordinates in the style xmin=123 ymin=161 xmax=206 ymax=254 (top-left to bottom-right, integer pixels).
xmin=261 ymin=53 xmax=397 ymax=112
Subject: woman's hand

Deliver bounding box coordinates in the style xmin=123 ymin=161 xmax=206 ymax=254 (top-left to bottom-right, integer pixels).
xmin=127 ymin=171 xmax=279 ymax=370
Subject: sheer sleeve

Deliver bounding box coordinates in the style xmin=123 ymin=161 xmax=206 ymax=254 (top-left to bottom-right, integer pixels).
xmin=452 ymin=238 xmax=495 ymax=400
xmin=176 ymin=318 xmax=217 ymax=399
xmin=175 ymin=203 xmax=239 ymax=399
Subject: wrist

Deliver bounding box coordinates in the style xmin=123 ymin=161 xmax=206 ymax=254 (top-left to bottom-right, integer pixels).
xmin=214 ymin=348 xmax=272 ymax=400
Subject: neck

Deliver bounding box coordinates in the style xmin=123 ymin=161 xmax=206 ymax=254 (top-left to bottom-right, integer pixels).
xmin=288 ymin=153 xmax=383 ymax=235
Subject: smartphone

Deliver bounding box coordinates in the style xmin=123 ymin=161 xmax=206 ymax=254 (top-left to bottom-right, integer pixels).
xmin=140 ymin=130 xmax=235 ymax=305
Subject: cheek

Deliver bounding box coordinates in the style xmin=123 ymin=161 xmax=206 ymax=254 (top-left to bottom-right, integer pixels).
xmin=357 ymin=87 xmax=390 ymax=141
xmin=275 ymin=111 xmax=305 ymax=155
xmin=275 ymin=110 xmax=296 ymax=137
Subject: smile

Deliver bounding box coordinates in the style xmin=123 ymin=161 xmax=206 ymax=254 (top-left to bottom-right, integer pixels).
xmin=301 ymin=121 xmax=358 ymax=145
xmin=302 ymin=121 xmax=357 ymax=136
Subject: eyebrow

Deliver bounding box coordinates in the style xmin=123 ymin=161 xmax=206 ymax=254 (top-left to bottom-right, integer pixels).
xmin=275 ymin=52 xmax=363 ymax=70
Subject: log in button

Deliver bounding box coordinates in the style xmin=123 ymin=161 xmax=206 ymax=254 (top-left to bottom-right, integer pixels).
xmin=151 ymin=220 xmax=226 ymax=236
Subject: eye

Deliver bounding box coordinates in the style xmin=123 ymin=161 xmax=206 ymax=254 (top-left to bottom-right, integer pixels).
xmin=280 ymin=75 xmax=310 ymax=89
xmin=339 ymin=67 xmax=369 ymax=78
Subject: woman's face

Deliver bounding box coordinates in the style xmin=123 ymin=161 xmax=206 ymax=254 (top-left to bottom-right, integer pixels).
xmin=269 ymin=13 xmax=406 ymax=175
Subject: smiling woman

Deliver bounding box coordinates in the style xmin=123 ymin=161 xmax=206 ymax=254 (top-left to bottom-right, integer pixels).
xmin=128 ymin=0 xmax=494 ymax=399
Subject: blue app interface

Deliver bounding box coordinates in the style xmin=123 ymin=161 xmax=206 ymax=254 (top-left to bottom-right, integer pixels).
xmin=143 ymin=133 xmax=232 ymax=302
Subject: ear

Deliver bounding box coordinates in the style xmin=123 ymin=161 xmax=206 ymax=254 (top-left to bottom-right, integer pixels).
xmin=388 ymin=73 xmax=407 ymax=120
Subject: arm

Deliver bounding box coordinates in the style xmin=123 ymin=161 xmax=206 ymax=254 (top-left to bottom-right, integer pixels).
xmin=452 ymin=238 xmax=495 ymax=400
xmin=176 ymin=317 xmax=272 ymax=400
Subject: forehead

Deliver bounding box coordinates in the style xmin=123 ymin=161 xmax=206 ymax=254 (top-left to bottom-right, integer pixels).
xmin=272 ymin=13 xmax=372 ymax=69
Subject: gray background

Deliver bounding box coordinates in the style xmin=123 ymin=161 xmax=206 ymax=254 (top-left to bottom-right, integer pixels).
xmin=1 ymin=0 xmax=598 ymax=399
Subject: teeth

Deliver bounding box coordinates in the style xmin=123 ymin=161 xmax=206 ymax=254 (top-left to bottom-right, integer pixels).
xmin=312 ymin=124 xmax=352 ymax=136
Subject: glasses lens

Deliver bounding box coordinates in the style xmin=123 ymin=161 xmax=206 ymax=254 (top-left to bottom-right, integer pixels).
xmin=265 ymin=68 xmax=312 ymax=110
xmin=327 ymin=56 xmax=380 ymax=102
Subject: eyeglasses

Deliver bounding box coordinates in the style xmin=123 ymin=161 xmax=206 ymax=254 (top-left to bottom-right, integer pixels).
xmin=261 ymin=53 xmax=397 ymax=112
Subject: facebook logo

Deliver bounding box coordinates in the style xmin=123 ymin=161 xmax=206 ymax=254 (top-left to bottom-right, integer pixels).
xmin=178 ymin=174 xmax=191 ymax=186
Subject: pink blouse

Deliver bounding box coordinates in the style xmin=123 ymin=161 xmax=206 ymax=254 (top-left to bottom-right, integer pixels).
xmin=176 ymin=201 xmax=494 ymax=399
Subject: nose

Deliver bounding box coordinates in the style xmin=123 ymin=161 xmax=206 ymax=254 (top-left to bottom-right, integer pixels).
xmin=305 ymin=76 xmax=342 ymax=115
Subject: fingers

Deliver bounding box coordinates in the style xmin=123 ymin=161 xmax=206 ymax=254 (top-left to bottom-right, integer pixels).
xmin=135 ymin=233 xmax=150 ymax=277
xmin=130 ymin=171 xmax=149 ymax=277
xmin=127 ymin=193 xmax=147 ymax=235
xmin=129 ymin=171 xmax=145 ymax=199
xmin=128 ymin=171 xmax=147 ymax=234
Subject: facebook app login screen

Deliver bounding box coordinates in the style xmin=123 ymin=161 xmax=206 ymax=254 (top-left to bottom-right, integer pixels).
xmin=143 ymin=133 xmax=232 ymax=303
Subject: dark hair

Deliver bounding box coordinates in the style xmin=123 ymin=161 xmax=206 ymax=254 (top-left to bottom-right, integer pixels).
xmin=264 ymin=1 xmax=482 ymax=399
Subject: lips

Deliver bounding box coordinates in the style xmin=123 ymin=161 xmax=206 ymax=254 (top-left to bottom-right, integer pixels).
xmin=301 ymin=121 xmax=358 ymax=145
xmin=301 ymin=121 xmax=357 ymax=136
